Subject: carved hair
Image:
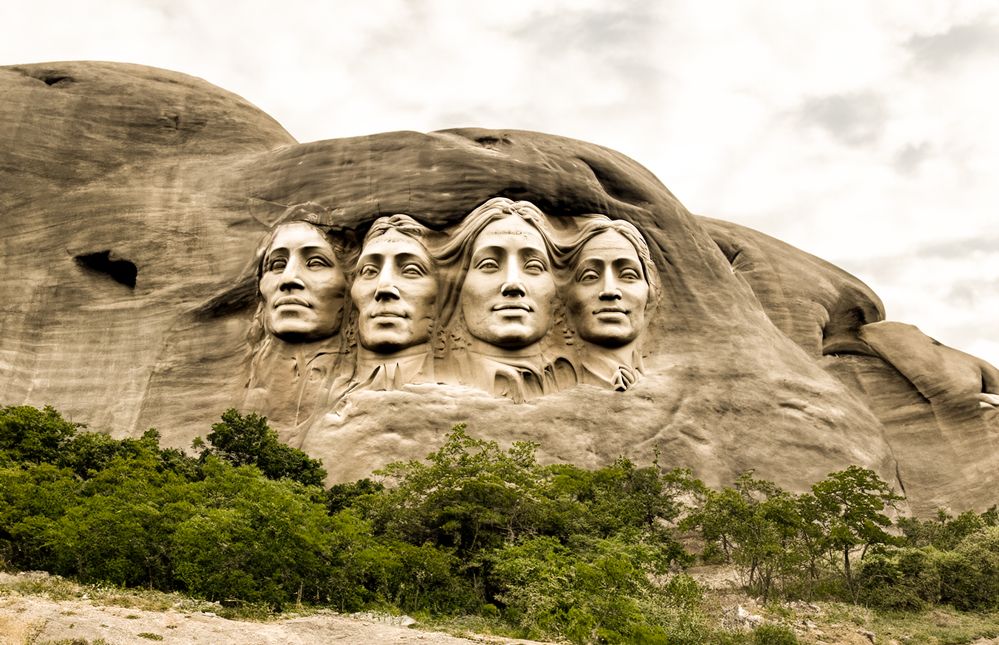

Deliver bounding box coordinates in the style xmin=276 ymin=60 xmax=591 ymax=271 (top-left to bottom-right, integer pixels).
xmin=432 ymin=197 xmax=562 ymax=327
xmin=360 ymin=213 xmax=433 ymax=248
xmin=255 ymin=202 xmax=356 ymax=282
xmin=561 ymin=215 xmax=660 ymax=302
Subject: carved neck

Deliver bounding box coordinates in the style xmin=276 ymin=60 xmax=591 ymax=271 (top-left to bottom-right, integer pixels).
xmin=356 ymin=343 xmax=430 ymax=366
xmin=579 ymin=340 xmax=640 ymax=371
xmin=466 ymin=337 xmax=543 ymax=361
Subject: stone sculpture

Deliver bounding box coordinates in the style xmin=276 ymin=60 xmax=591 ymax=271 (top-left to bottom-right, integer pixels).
xmin=243 ymin=204 xmax=353 ymax=430
xmin=348 ymin=214 xmax=437 ymax=390
xmin=562 ymin=216 xmax=657 ymax=391
xmin=3 ymin=61 xmax=998 ymax=516
xmin=432 ymin=197 xmax=562 ymax=401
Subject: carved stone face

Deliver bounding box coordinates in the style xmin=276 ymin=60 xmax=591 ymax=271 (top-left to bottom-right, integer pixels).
xmin=567 ymin=230 xmax=649 ymax=348
xmin=460 ymin=215 xmax=556 ymax=349
xmin=259 ymin=222 xmax=347 ymax=342
xmin=351 ymin=229 xmax=438 ymax=353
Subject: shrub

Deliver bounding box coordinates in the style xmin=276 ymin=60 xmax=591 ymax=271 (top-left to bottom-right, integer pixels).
xmin=0 ymin=405 xmax=81 ymax=464
xmin=938 ymin=526 xmax=999 ymax=611
xmin=203 ymin=409 xmax=326 ymax=487
xmin=857 ymin=547 xmax=941 ymax=610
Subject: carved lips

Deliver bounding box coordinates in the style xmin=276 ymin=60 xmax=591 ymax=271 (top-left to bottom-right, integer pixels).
xmin=493 ymin=303 xmax=533 ymax=312
xmin=273 ymin=296 xmax=311 ymax=309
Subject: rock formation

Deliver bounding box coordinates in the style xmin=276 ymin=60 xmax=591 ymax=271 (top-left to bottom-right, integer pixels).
xmin=1 ymin=61 xmax=996 ymax=515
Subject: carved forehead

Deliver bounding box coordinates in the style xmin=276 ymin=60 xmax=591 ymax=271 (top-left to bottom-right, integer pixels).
xmin=266 ymin=222 xmax=334 ymax=255
xmin=359 ymin=229 xmax=431 ymax=259
xmin=472 ymin=215 xmax=548 ymax=251
xmin=578 ymin=230 xmax=642 ymax=260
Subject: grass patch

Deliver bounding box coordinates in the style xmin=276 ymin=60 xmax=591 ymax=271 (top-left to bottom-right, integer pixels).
xmin=866 ymin=606 xmax=999 ymax=645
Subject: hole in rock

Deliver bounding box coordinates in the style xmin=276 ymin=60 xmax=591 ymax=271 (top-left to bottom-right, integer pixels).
xmin=475 ymin=135 xmax=511 ymax=147
xmin=74 ymin=251 xmax=138 ymax=289
xmin=42 ymin=75 xmax=73 ymax=86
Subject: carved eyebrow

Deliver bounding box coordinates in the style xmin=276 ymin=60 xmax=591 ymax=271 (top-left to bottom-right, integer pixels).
xmin=519 ymin=249 xmax=550 ymax=267
xmin=392 ymin=252 xmax=432 ymax=265
xmin=470 ymin=245 xmax=503 ymax=261
xmin=268 ymin=244 xmax=334 ymax=257
xmin=356 ymin=252 xmax=386 ymax=264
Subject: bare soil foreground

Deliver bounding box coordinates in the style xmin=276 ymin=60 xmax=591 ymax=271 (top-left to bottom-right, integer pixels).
xmin=0 ymin=573 xmax=539 ymax=645
xmin=3 ymin=570 xmax=999 ymax=645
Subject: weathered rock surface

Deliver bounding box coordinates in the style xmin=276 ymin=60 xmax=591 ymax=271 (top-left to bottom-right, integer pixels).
xmin=1 ymin=61 xmax=996 ymax=515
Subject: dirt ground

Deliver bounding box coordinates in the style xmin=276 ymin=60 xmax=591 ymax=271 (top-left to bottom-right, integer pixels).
xmin=0 ymin=573 xmax=541 ymax=645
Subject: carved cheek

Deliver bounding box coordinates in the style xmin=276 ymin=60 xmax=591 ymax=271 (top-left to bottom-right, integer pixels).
xmin=259 ymin=275 xmax=279 ymax=304
xmin=627 ymin=282 xmax=650 ymax=313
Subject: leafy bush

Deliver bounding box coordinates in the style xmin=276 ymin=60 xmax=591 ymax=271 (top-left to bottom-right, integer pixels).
xmin=0 ymin=405 xmax=81 ymax=465
xmin=857 ymin=547 xmax=941 ymax=610
xmin=203 ymin=409 xmax=326 ymax=487
xmin=4 ymin=403 xmax=999 ymax=641
xmin=938 ymin=526 xmax=999 ymax=611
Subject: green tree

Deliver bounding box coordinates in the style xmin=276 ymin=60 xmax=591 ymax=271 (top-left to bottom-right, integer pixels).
xmin=683 ymin=473 xmax=804 ymax=600
xmin=0 ymin=405 xmax=81 ymax=464
xmin=203 ymin=409 xmax=326 ymax=487
xmin=169 ymin=458 xmax=337 ymax=608
xmin=804 ymin=466 xmax=902 ymax=599
xmin=366 ymin=424 xmax=552 ymax=555
xmin=938 ymin=526 xmax=999 ymax=610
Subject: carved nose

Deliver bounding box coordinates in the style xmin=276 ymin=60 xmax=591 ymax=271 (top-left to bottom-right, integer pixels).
xmin=279 ymin=274 xmax=306 ymax=291
xmin=598 ymin=288 xmax=622 ymax=300
xmin=374 ymin=284 xmax=401 ymax=301
xmin=501 ymin=281 xmax=526 ymax=297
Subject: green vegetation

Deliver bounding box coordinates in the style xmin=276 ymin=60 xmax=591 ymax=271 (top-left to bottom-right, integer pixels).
xmin=2 ymin=403 xmax=998 ymax=643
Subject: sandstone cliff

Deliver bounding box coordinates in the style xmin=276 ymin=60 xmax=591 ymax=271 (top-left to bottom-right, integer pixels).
xmin=1 ymin=61 xmax=995 ymax=515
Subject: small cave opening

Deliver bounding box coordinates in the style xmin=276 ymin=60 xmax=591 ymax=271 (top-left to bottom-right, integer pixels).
xmin=74 ymin=251 xmax=138 ymax=289
xmin=42 ymin=75 xmax=73 ymax=86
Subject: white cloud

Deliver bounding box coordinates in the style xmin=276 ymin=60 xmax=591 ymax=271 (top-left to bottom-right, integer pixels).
xmin=1 ymin=0 xmax=996 ymax=366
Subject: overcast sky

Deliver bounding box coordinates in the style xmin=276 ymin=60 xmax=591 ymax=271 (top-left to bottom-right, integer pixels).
xmin=3 ymin=0 xmax=997 ymax=366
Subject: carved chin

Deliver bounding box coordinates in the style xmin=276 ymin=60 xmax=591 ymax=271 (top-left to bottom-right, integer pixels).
xmin=474 ymin=323 xmax=547 ymax=349
xmin=267 ymin=312 xmax=342 ymax=343
xmin=582 ymin=330 xmax=637 ymax=348
xmin=362 ymin=332 xmax=424 ymax=353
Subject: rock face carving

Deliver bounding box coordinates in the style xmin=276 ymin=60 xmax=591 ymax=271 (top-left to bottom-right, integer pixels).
xmin=3 ymin=61 xmax=998 ymax=516
xmin=254 ymin=198 xmax=657 ymax=407
xmin=348 ymin=214 xmax=437 ymax=390
xmin=438 ymin=198 xmax=562 ymax=401
xmin=243 ymin=204 xmax=354 ymax=430
xmin=563 ymin=216 xmax=657 ymax=391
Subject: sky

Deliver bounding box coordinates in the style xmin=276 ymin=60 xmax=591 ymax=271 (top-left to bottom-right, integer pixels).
xmin=2 ymin=0 xmax=997 ymax=366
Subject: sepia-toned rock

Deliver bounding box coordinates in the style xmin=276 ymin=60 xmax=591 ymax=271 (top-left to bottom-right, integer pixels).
xmin=1 ymin=61 xmax=996 ymax=515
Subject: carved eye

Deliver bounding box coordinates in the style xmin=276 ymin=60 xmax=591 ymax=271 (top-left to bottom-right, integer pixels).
xmin=523 ymin=258 xmax=548 ymax=275
xmin=577 ymin=268 xmax=600 ymax=283
xmin=402 ymin=263 xmax=428 ymax=278
xmin=307 ymin=255 xmax=332 ymax=269
xmin=358 ymin=264 xmax=379 ymax=279
xmin=475 ymin=258 xmax=500 ymax=272
xmin=267 ymin=258 xmax=287 ymax=272
xmin=619 ymin=267 xmax=642 ymax=282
